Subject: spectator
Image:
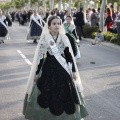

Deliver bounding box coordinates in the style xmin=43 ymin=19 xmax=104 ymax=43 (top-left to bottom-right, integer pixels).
xmin=92 ymin=29 xmax=104 ymax=45
xmin=74 ymin=8 xmax=85 ymax=40
xmin=105 ymin=8 xmax=113 ymax=31
xmin=91 ymin=9 xmax=98 ymax=26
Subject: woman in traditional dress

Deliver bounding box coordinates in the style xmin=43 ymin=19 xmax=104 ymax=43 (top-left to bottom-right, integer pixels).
xmin=0 ymin=9 xmax=9 ymax=44
xmin=20 ymin=10 xmax=27 ymax=25
xmin=63 ymin=16 xmax=80 ymax=59
xmin=23 ymin=15 xmax=88 ymax=120
xmin=5 ymin=11 xmax=12 ymax=26
xmin=27 ymin=10 xmax=45 ymax=43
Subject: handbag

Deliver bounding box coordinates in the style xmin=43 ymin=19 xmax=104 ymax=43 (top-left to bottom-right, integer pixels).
xmin=106 ymin=16 xmax=113 ymax=23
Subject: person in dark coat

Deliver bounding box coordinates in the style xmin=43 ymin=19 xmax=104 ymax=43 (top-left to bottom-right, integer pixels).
xmin=74 ymin=8 xmax=85 ymax=40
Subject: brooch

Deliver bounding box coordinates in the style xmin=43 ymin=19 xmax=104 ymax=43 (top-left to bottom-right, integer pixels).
xmin=50 ymin=41 xmax=54 ymax=46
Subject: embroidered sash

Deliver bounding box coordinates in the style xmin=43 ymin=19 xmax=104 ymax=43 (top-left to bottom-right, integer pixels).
xmin=64 ymin=23 xmax=76 ymax=40
xmin=0 ymin=17 xmax=10 ymax=40
xmin=32 ymin=15 xmax=43 ymax=29
xmin=0 ymin=18 xmax=8 ymax=31
xmin=48 ymin=35 xmax=73 ymax=77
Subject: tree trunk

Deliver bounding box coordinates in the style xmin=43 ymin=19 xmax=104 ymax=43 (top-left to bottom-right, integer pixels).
xmin=63 ymin=1 xmax=65 ymax=10
xmin=100 ymin=0 xmax=106 ymax=31
xmin=50 ymin=0 xmax=54 ymax=12
xmin=58 ymin=0 xmax=62 ymax=11
xmin=43 ymin=0 xmax=46 ymax=17
xmin=83 ymin=0 xmax=87 ymax=23
xmin=68 ymin=0 xmax=72 ymax=14
xmin=94 ymin=1 xmax=98 ymax=9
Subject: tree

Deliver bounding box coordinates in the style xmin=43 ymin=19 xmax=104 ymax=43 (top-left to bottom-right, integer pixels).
xmin=99 ymin=0 xmax=106 ymax=31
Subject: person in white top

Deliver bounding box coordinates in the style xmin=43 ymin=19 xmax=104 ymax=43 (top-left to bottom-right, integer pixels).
xmin=88 ymin=8 xmax=93 ymax=25
xmin=0 ymin=9 xmax=9 ymax=44
xmin=27 ymin=10 xmax=45 ymax=43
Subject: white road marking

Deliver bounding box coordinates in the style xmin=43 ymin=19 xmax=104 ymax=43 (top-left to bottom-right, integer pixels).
xmin=20 ymin=54 xmax=26 ymax=59
xmin=17 ymin=50 xmax=22 ymax=54
xmin=17 ymin=50 xmax=32 ymax=66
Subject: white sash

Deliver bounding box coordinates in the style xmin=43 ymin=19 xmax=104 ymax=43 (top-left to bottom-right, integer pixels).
xmin=47 ymin=35 xmax=73 ymax=77
xmin=0 ymin=18 xmax=8 ymax=31
xmin=27 ymin=15 xmax=43 ymax=39
xmin=0 ymin=17 xmax=10 ymax=40
xmin=32 ymin=15 xmax=43 ymax=29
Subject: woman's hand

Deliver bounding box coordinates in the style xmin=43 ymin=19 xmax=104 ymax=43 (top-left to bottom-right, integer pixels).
xmin=73 ymin=72 xmax=77 ymax=80
xmin=34 ymin=74 xmax=39 ymax=82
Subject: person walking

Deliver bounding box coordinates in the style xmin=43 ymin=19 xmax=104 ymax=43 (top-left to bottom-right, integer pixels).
xmin=27 ymin=10 xmax=45 ymax=43
xmin=23 ymin=15 xmax=88 ymax=120
xmin=74 ymin=8 xmax=85 ymax=40
xmin=0 ymin=9 xmax=9 ymax=44
xmin=63 ymin=15 xmax=80 ymax=59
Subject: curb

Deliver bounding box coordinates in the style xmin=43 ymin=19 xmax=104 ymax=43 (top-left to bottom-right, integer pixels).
xmin=84 ymin=38 xmax=120 ymax=50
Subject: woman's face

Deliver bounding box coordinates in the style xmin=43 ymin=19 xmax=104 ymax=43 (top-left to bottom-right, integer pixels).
xmin=34 ymin=11 xmax=37 ymax=16
xmin=49 ymin=18 xmax=61 ymax=33
xmin=66 ymin=17 xmax=71 ymax=24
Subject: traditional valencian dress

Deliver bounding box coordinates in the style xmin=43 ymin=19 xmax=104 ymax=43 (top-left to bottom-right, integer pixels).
xmin=23 ymin=32 xmax=88 ymax=120
xmin=63 ymin=22 xmax=80 ymax=59
xmin=5 ymin=12 xmax=12 ymax=26
xmin=0 ymin=15 xmax=9 ymax=41
xmin=27 ymin=14 xmax=45 ymax=41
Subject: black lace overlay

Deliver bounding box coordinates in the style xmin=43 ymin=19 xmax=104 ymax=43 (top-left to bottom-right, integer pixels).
xmin=36 ymin=48 xmax=79 ymax=116
xmin=0 ymin=22 xmax=8 ymax=37
xmin=66 ymin=33 xmax=77 ymax=56
xmin=30 ymin=20 xmax=42 ymax=36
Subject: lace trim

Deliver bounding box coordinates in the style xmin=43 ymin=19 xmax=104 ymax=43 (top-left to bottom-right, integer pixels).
xmin=47 ymin=40 xmax=65 ymax=55
xmin=38 ymin=35 xmax=48 ymax=61
xmin=38 ymin=34 xmax=66 ymax=62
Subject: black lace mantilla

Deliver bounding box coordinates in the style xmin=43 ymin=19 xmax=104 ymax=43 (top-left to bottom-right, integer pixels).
xmin=36 ymin=53 xmax=79 ymax=116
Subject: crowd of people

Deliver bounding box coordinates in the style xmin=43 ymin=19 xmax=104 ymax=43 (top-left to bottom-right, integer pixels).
xmin=1 ymin=5 xmax=120 ymax=45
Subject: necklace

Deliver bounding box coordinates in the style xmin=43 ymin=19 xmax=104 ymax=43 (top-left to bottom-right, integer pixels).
xmin=67 ymin=23 xmax=70 ymax=27
xmin=50 ymin=32 xmax=59 ymax=43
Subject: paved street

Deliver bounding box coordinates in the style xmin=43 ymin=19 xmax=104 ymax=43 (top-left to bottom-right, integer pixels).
xmin=0 ymin=22 xmax=120 ymax=120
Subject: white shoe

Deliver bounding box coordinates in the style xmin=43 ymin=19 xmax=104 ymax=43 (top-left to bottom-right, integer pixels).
xmin=75 ymin=47 xmax=81 ymax=59
xmin=76 ymin=39 xmax=79 ymax=43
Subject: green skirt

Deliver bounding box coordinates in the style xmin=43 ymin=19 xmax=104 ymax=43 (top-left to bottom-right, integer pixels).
xmin=23 ymin=85 xmax=88 ymax=120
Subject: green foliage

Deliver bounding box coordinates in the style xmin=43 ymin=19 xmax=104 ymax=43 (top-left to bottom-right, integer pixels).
xmin=105 ymin=32 xmax=114 ymax=41
xmin=110 ymin=36 xmax=117 ymax=43
xmin=91 ymin=32 xmax=97 ymax=39
xmin=14 ymin=0 xmax=26 ymax=9
xmin=116 ymin=34 xmax=120 ymax=45
xmin=109 ymin=34 xmax=120 ymax=45
xmin=102 ymin=32 xmax=113 ymax=41
xmin=90 ymin=29 xmax=120 ymax=45
xmin=83 ymin=25 xmax=99 ymax=38
xmin=0 ymin=0 xmax=27 ymax=9
xmin=0 ymin=2 xmax=11 ymax=10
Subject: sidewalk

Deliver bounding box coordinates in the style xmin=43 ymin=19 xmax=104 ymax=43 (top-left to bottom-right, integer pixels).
xmin=84 ymin=38 xmax=120 ymax=50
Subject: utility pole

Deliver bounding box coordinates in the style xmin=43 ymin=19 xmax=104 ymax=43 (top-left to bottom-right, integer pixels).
xmin=83 ymin=0 xmax=87 ymax=23
xmin=68 ymin=0 xmax=72 ymax=15
xmin=38 ymin=0 xmax=40 ymax=11
xmin=43 ymin=0 xmax=46 ymax=17
xmin=58 ymin=0 xmax=62 ymax=11
xmin=28 ymin=0 xmax=30 ymax=9
xmin=100 ymin=0 xmax=106 ymax=31
xmin=50 ymin=0 xmax=54 ymax=12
